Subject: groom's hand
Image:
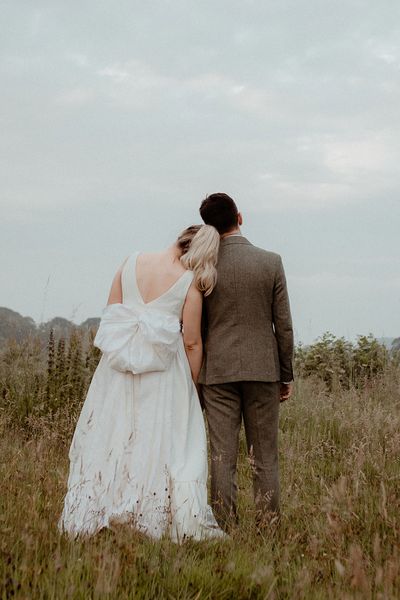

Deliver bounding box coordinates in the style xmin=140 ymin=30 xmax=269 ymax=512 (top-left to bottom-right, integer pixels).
xmin=280 ymin=382 xmax=293 ymax=402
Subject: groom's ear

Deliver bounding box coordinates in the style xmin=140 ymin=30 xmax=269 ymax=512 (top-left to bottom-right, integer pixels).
xmin=238 ymin=212 xmax=243 ymax=226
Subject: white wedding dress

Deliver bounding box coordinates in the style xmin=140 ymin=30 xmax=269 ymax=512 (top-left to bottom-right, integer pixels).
xmin=59 ymin=252 xmax=224 ymax=542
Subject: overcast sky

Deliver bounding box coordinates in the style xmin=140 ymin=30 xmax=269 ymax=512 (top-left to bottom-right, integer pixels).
xmin=1 ymin=0 xmax=399 ymax=344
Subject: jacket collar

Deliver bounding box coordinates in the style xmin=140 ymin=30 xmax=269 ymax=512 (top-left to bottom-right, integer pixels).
xmin=220 ymin=235 xmax=252 ymax=246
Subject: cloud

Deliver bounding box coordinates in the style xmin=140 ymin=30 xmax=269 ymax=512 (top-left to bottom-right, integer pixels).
xmin=56 ymin=87 xmax=95 ymax=106
xmin=322 ymin=137 xmax=396 ymax=175
xmin=253 ymin=180 xmax=357 ymax=211
xmin=94 ymin=58 xmax=284 ymax=122
xmin=65 ymin=52 xmax=90 ymax=69
xmin=97 ymin=60 xmax=169 ymax=88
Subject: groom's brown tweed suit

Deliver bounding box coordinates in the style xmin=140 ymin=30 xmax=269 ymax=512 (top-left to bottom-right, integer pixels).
xmin=199 ymin=235 xmax=294 ymax=530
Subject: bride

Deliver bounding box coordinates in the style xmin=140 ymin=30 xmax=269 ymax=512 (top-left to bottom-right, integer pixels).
xmin=58 ymin=224 xmax=225 ymax=542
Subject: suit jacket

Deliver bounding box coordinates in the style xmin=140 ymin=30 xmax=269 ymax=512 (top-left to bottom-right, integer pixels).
xmin=198 ymin=236 xmax=294 ymax=385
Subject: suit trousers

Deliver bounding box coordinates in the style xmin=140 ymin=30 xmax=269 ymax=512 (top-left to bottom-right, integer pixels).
xmin=202 ymin=381 xmax=280 ymax=531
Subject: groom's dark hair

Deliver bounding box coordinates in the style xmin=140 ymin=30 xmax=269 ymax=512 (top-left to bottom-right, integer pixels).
xmin=199 ymin=193 xmax=239 ymax=234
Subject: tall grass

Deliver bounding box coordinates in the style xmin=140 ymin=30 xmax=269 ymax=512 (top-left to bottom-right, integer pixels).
xmin=0 ymin=333 xmax=399 ymax=599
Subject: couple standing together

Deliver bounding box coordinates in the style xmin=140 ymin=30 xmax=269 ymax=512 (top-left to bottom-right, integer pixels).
xmin=59 ymin=193 xmax=294 ymax=542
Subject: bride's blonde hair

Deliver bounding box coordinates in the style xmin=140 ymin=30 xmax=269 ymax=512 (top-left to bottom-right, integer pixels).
xmin=177 ymin=225 xmax=220 ymax=296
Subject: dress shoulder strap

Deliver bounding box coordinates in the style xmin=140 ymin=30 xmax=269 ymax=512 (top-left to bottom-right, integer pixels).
xmin=121 ymin=252 xmax=139 ymax=305
xmin=178 ymin=269 xmax=195 ymax=301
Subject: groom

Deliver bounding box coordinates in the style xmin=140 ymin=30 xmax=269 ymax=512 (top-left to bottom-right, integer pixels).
xmin=198 ymin=193 xmax=294 ymax=532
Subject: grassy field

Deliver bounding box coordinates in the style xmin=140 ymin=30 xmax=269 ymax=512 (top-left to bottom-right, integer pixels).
xmin=1 ymin=366 xmax=399 ymax=599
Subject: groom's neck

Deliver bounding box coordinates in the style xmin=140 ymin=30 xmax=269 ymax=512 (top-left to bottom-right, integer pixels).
xmin=220 ymin=227 xmax=242 ymax=239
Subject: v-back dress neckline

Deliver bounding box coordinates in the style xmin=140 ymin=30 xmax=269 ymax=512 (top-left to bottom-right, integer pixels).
xmin=134 ymin=252 xmax=191 ymax=306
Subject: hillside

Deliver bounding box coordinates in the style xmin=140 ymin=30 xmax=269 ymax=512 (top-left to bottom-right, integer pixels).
xmin=0 ymin=307 xmax=100 ymax=348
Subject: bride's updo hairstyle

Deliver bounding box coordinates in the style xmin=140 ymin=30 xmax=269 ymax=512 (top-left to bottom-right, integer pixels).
xmin=177 ymin=225 xmax=220 ymax=296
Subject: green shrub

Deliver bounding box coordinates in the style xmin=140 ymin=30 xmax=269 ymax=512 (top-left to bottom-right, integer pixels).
xmin=295 ymin=332 xmax=390 ymax=391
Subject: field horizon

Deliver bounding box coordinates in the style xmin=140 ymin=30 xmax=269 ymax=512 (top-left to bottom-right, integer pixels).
xmin=1 ymin=305 xmax=398 ymax=352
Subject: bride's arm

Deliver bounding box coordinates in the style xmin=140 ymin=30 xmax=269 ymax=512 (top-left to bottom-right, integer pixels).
xmin=106 ymin=257 xmax=128 ymax=305
xmin=182 ymin=282 xmax=203 ymax=383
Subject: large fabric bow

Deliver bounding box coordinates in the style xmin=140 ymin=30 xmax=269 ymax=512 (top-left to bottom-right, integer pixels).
xmin=94 ymin=303 xmax=181 ymax=375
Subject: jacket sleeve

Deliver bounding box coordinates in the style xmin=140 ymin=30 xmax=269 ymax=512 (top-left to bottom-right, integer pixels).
xmin=272 ymin=255 xmax=294 ymax=382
